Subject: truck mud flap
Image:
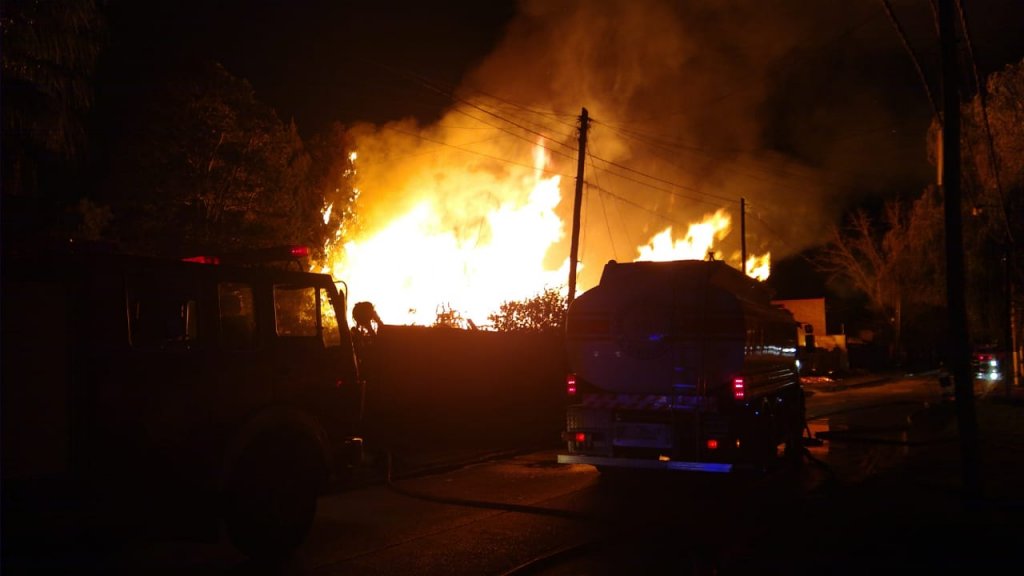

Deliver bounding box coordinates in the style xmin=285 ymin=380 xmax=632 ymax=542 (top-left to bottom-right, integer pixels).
xmin=557 ymin=454 xmax=732 ymax=474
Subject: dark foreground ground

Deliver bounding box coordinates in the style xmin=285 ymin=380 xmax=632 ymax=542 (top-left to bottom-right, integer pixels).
xmin=745 ymin=378 xmax=1024 ymax=574
xmin=366 ymin=371 xmax=1024 ymax=575
xmin=530 ymin=374 xmax=1024 ymax=575
xmin=2 ymin=371 xmax=1020 ymax=575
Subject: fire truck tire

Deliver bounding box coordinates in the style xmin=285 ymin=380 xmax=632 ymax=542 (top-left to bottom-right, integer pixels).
xmin=741 ymin=404 xmax=777 ymax=471
xmin=761 ymin=415 xmax=781 ymax=470
xmin=223 ymin=429 xmax=324 ymax=561
xmin=782 ymin=419 xmax=804 ymax=468
xmin=782 ymin=390 xmax=806 ymax=468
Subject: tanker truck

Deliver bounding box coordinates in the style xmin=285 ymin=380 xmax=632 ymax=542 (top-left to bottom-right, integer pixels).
xmin=557 ymin=259 xmax=805 ymax=474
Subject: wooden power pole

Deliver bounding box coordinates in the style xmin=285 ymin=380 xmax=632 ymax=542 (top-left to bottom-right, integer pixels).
xmin=567 ymin=108 xmax=589 ymax=305
xmin=939 ymin=0 xmax=980 ymax=498
xmin=741 ymin=197 xmax=747 ymax=276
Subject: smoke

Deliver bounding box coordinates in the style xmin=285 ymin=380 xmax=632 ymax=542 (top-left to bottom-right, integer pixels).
xmin=342 ymin=0 xmax=931 ymax=293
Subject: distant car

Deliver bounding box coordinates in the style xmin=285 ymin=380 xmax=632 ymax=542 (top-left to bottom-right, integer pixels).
xmin=973 ymin=348 xmax=1004 ymax=381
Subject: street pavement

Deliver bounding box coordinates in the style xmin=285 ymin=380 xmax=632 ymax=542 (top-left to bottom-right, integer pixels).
xmin=795 ymin=370 xmax=1024 ymax=573
xmin=372 ymin=369 xmax=1024 ymax=484
xmin=380 ymin=370 xmax=1024 ymax=573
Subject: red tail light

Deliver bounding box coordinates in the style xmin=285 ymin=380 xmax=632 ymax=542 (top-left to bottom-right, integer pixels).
xmin=733 ymin=377 xmax=745 ymax=400
xmin=566 ymin=373 xmax=578 ymax=396
xmin=182 ymin=255 xmax=220 ymax=265
xmin=707 ymin=438 xmax=719 ymax=450
xmin=574 ymin=432 xmax=587 ymax=443
xmin=290 ymin=245 xmax=310 ymax=258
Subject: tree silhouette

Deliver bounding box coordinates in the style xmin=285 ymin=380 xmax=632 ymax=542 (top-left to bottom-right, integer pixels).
xmin=815 ymin=188 xmax=944 ymax=361
xmin=306 ymin=122 xmax=360 ymax=262
xmin=960 ymin=57 xmax=1023 ymax=373
xmin=100 ymin=59 xmax=325 ymax=255
xmin=488 ymin=288 xmax=567 ymax=334
xmin=1 ymin=0 xmax=104 ymax=190
xmin=1 ymin=0 xmax=105 ymax=243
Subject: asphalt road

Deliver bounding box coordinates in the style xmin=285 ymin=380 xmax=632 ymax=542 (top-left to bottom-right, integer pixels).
xmin=18 ymin=372 xmax=980 ymax=576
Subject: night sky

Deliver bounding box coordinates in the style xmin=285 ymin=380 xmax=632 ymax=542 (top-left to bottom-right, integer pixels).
xmin=96 ymin=0 xmax=1024 ymax=298
xmin=104 ymin=1 xmax=1024 ymax=130
xmin=102 ymin=0 xmax=519 ymax=133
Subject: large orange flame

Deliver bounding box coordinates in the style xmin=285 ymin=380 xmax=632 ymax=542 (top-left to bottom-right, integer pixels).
xmin=321 ymin=145 xmax=770 ymax=326
xmin=323 ymin=142 xmax=569 ymax=327
xmin=634 ymin=209 xmax=772 ymax=281
xmin=636 ymin=209 xmax=732 ymax=262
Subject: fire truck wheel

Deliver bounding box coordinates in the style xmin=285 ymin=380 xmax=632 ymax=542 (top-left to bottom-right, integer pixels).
xmin=782 ymin=420 xmax=804 ymax=468
xmin=223 ymin=430 xmax=324 ymax=561
xmin=741 ymin=406 xmax=778 ymax=471
xmin=783 ymin=390 xmax=807 ymax=468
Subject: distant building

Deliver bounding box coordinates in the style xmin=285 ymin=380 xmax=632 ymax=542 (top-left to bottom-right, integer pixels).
xmin=773 ymin=297 xmax=849 ymax=374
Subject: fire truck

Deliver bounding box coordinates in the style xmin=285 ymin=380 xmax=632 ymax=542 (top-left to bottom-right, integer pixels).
xmin=1 ymin=243 xmax=363 ymax=560
xmin=557 ymin=259 xmax=805 ymax=474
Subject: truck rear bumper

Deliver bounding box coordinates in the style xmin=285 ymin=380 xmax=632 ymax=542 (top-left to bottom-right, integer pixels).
xmin=557 ymin=453 xmax=733 ymax=474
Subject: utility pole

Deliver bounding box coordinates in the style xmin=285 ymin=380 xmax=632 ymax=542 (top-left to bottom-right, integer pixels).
xmin=567 ymin=107 xmax=589 ymax=305
xmin=939 ymin=0 xmax=980 ymax=498
xmin=1006 ymin=246 xmax=1018 ymax=392
xmin=740 ymin=197 xmax=748 ymax=276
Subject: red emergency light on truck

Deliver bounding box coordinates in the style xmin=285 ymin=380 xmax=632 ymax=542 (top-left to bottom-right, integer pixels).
xmin=557 ymin=259 xmax=805 ymax=474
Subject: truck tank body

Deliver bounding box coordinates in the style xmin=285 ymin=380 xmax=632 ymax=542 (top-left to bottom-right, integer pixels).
xmin=559 ymin=260 xmax=804 ymax=473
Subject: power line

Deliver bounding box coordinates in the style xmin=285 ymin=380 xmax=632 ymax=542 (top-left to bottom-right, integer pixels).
xmin=586 ymin=182 xmax=731 ymax=231
xmin=592 ymin=118 xmax=877 ymax=193
xmin=586 ymin=148 xmax=618 ymax=259
xmin=588 ymin=153 xmax=733 ymax=204
xmin=654 ymin=6 xmax=882 ymax=115
xmin=593 ymin=120 xmax=712 ymax=156
xmin=455 ymin=99 xmax=579 ymax=152
xmin=356 ymin=57 xmax=896 ymax=261
xmin=381 ymin=124 xmax=577 ymax=180
xmin=587 ymin=164 xmax=726 ymax=209
xmin=746 ymin=207 xmax=798 ymax=253
xmin=361 ymin=59 xmax=581 ymax=158
xmin=583 ymin=126 xmax=738 ymax=206
xmin=380 ymin=104 xmax=737 ymax=216
xmin=448 ymin=106 xmax=578 ymax=162
xmin=879 ymin=0 xmax=941 ymax=121
xmin=452 ymin=83 xmax=581 ymax=128
xmin=956 ymin=0 xmax=1011 ymax=243
xmin=354 ymin=59 xmax=827 ymax=231
xmin=366 ymin=60 xmax=769 ymax=210
xmin=407 ymin=71 xmax=580 ymax=155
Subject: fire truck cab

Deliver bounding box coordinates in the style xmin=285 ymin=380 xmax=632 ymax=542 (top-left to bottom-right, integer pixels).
xmin=1 ymin=244 xmax=363 ymax=560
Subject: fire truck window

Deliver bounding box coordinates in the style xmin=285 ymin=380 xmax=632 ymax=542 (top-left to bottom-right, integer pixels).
xmin=274 ymin=285 xmax=318 ymax=338
xmin=218 ymin=283 xmax=256 ymax=349
xmin=128 ymin=297 xmax=199 ymax=348
xmin=319 ymin=288 xmax=341 ymax=348
xmin=126 ymin=273 xmax=200 ymax=348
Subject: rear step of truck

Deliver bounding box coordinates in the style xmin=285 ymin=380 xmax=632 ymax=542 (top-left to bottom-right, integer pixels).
xmin=557 ymin=454 xmax=733 ymax=473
